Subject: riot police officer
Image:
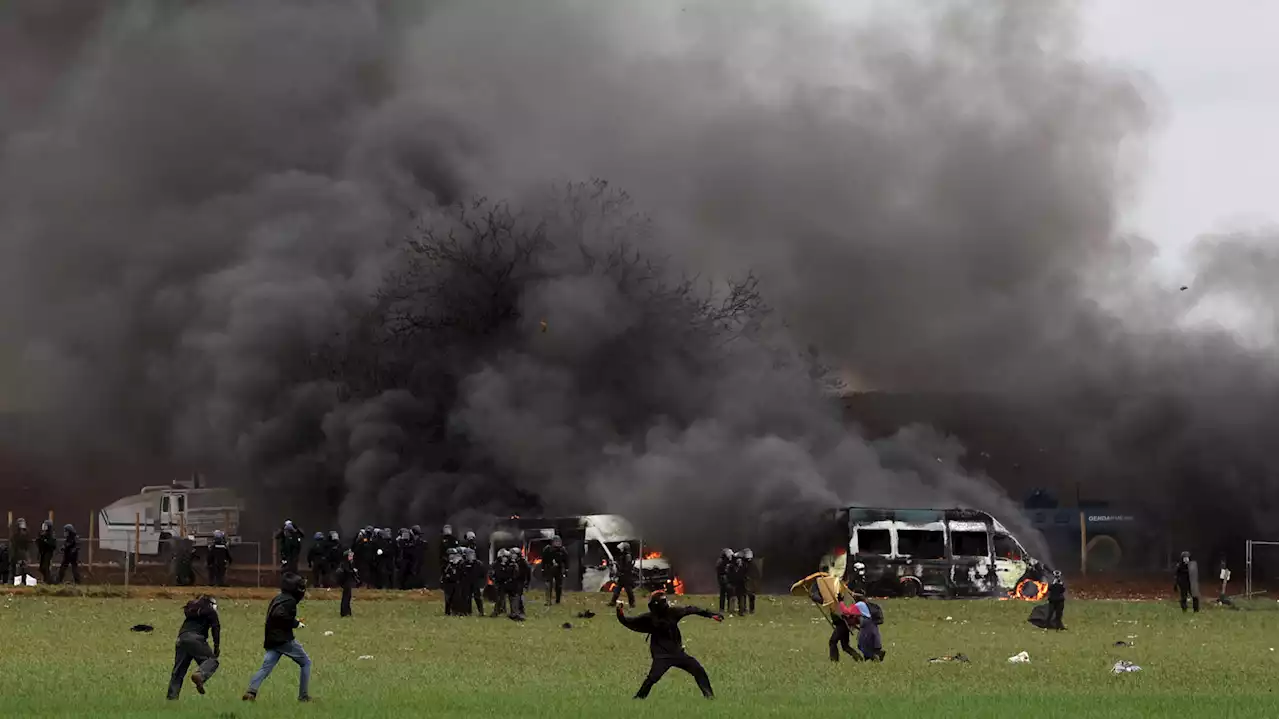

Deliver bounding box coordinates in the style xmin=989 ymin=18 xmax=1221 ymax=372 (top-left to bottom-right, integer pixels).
xmin=56 ymin=524 xmax=81 ymax=584
xmin=175 ymin=535 xmax=198 ymax=586
xmin=306 ymin=532 xmax=329 ymax=589
xmin=462 ymin=547 xmax=485 ymax=615
xmin=9 ymin=518 xmax=31 ymax=583
xmin=442 ymin=547 xmax=463 ymax=615
xmin=275 ymin=520 xmax=303 ymax=575
xmin=542 ymin=536 xmax=570 ymax=605
xmin=715 ymin=548 xmax=733 ymax=614
xmin=395 ymin=529 xmax=417 ymax=589
xmin=610 ymin=542 xmax=637 ymax=608
xmin=207 ymin=530 xmax=232 ymax=587
xmin=37 ymin=520 xmax=57 ymax=584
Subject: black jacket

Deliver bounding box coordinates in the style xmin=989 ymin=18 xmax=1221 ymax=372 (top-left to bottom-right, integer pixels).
xmin=618 ymin=605 xmax=718 ymax=659
xmin=62 ymin=531 xmax=79 ymax=559
xmin=207 ymin=541 xmax=232 ymax=569
xmin=335 ymin=559 xmax=359 ymax=589
xmin=179 ymin=597 xmax=221 ymax=653
xmin=541 ymin=546 xmax=569 ymax=578
xmin=263 ymin=575 xmax=305 ymax=649
xmin=37 ymin=531 xmax=57 ymax=556
xmin=1048 ymin=581 xmax=1066 ymax=602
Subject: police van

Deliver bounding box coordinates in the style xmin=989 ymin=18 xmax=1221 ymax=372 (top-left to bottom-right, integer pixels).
xmin=821 ymin=506 xmax=1047 ymax=598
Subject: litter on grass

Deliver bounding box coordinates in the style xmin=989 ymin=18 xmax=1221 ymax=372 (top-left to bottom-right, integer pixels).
xmin=358 ymin=655 xmax=374 ymax=660
xmin=1111 ymin=660 xmax=1142 ymax=674
xmin=1008 ymin=651 xmax=1030 ymax=664
xmin=928 ymin=654 xmax=970 ymax=664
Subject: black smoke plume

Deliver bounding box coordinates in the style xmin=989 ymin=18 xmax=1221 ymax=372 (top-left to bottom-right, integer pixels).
xmin=0 ymin=1 xmax=1273 ymax=577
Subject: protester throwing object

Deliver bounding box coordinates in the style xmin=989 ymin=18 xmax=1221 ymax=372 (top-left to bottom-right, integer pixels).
xmin=617 ymin=591 xmax=722 ymax=699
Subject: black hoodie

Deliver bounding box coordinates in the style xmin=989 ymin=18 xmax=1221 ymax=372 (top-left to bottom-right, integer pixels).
xmin=618 ymin=604 xmax=718 ymax=659
xmin=263 ymin=574 xmax=306 ymax=649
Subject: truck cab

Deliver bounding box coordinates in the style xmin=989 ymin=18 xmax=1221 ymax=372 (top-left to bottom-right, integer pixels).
xmin=98 ymin=476 xmax=242 ymax=556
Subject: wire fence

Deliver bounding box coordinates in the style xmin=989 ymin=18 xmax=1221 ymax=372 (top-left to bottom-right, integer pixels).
xmin=4 ymin=539 xmax=264 ymax=588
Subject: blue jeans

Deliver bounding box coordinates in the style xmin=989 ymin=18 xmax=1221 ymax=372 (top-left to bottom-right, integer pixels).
xmin=246 ymin=640 xmax=311 ymax=698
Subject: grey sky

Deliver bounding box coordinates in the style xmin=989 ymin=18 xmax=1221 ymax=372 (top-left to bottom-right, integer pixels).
xmin=1081 ymin=0 xmax=1278 ymax=256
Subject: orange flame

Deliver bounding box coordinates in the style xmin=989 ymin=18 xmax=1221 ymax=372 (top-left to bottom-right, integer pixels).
xmin=643 ymin=551 xmax=663 ymax=560
xmin=672 ymin=577 xmax=686 ymax=595
xmin=1011 ymin=578 xmax=1049 ymax=602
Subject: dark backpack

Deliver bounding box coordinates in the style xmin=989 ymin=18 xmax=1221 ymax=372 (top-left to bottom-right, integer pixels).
xmin=866 ymin=601 xmax=885 ymax=625
xmin=184 ymin=596 xmax=211 ymax=619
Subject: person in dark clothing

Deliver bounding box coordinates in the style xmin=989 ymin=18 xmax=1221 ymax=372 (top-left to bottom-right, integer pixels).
xmin=1175 ymin=551 xmax=1200 ymax=613
xmin=326 ymin=531 xmax=343 ymax=585
xmin=410 ymin=525 xmax=427 ymax=588
xmin=715 ymin=548 xmax=733 ymax=614
xmin=372 ymin=528 xmax=394 ymax=589
xmin=462 ymin=530 xmax=478 ymax=552
xmin=9 ymin=518 xmax=31 ymax=584
xmin=854 ymin=611 xmax=885 ymax=661
xmin=442 ymin=547 xmax=463 ymax=615
xmin=335 ymin=550 xmax=358 ymax=618
xmin=610 ymin=543 xmax=638 ymax=608
xmin=244 ymin=573 xmax=311 ymax=702
xmin=167 ymin=595 xmax=221 ymax=699
xmin=275 ymin=521 xmax=303 ymax=576
xmin=36 ymin=520 xmax=57 ymax=584
xmin=352 ymin=528 xmax=374 ymax=587
xmin=512 ymin=548 xmax=531 ymax=618
xmin=1046 ymin=570 xmax=1067 ymax=630
xmin=56 ymin=524 xmax=81 ymax=584
xmin=617 ymin=591 xmax=722 ymax=699
xmin=490 ymin=550 xmax=512 ymax=617
xmin=462 ymin=547 xmax=485 ymax=615
xmin=395 ymin=529 xmax=417 ymax=590
xmin=207 ymin=530 xmax=232 ymax=587
xmin=174 ymin=535 xmax=198 ymax=587
xmin=439 ymin=525 xmax=460 ymax=584
xmin=726 ymin=552 xmax=748 ymax=615
xmin=306 ymin=533 xmax=329 ymax=589
xmin=741 ymin=548 xmax=760 ymax=614
xmin=829 ymin=600 xmax=860 ymax=662
xmin=542 ymin=536 xmax=570 ymax=605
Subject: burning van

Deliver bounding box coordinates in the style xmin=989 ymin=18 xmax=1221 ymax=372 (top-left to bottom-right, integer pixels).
xmin=488 ymin=514 xmax=683 ymax=595
xmin=820 ymin=506 xmax=1048 ymax=599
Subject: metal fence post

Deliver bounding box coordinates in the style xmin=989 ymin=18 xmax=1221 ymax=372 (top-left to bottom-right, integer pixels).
xmin=1245 ymin=540 xmax=1252 ymax=598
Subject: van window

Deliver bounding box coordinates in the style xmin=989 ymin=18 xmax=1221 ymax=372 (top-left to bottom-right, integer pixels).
xmin=897 ymin=529 xmax=945 ymax=559
xmin=952 ymin=531 xmax=989 ymax=558
xmin=161 ymin=496 xmax=170 ymax=513
xmin=585 ymin=540 xmax=608 ymax=569
xmin=993 ymin=534 xmax=1024 ymax=560
xmin=855 ymin=529 xmax=891 ymax=555
xmin=176 ymin=495 xmax=186 ymax=513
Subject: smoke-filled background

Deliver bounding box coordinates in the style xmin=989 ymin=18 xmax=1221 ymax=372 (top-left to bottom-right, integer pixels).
xmin=1 ymin=0 xmax=1274 ymax=580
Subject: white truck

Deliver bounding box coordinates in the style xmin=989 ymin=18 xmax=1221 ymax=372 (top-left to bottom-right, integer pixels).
xmin=488 ymin=514 xmax=683 ymax=594
xmin=97 ymin=475 xmax=243 ymax=556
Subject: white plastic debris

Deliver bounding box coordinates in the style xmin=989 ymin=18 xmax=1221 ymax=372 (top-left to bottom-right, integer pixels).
xmin=1111 ymin=660 xmax=1142 ymax=674
xmin=12 ymin=574 xmax=36 ymax=587
xmin=358 ymin=655 xmax=374 ymax=660
xmin=1008 ymin=651 xmax=1030 ymax=664
xmin=944 ymin=616 xmax=953 ymax=621
xmin=324 ymin=631 xmax=334 ymax=636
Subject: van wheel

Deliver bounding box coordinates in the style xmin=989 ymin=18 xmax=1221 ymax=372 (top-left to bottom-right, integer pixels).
xmin=899 ymin=577 xmax=922 ymax=597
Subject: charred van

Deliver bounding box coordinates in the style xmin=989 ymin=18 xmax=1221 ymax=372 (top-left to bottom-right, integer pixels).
xmin=820 ymin=506 xmax=1047 ymax=598
xmin=488 ymin=514 xmax=683 ymax=595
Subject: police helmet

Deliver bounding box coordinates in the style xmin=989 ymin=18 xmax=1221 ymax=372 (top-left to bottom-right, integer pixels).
xmin=743 ymin=548 xmax=754 ymax=560
xmin=618 ymin=542 xmax=630 ymax=553
xmin=313 ymin=532 xmax=324 ymax=541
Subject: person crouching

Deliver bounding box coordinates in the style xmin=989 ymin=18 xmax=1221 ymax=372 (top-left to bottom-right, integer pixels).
xmin=854 ymin=610 xmax=885 ymax=662
xmin=167 ymin=595 xmax=221 ymax=699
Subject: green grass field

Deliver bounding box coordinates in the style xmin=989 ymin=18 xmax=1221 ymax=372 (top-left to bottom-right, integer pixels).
xmin=0 ymin=588 xmax=1274 ymax=718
